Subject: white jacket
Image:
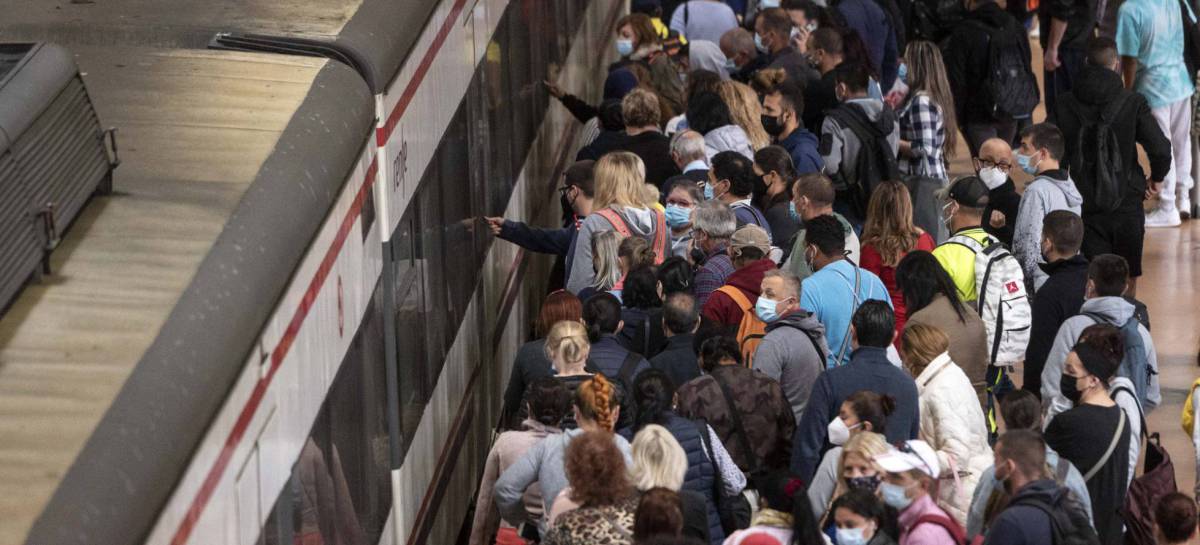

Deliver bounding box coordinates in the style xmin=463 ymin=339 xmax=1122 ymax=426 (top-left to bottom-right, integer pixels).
xmin=915 ymin=352 xmax=994 ymax=526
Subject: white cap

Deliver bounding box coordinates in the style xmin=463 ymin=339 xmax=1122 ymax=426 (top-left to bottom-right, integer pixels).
xmin=874 ymin=440 xmax=940 ymax=479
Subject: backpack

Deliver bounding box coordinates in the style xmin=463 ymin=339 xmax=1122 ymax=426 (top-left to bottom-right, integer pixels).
xmin=1008 ymin=488 xmax=1101 ymax=545
xmin=826 ymin=103 xmax=900 ymax=220
xmin=1083 ymin=313 xmax=1155 ymax=408
xmin=1112 ymin=385 xmax=1178 ymax=545
xmin=594 ymin=207 xmax=670 ymax=265
xmin=913 ymin=513 xmax=967 ymax=545
xmin=1061 ymin=93 xmax=1131 ymax=214
xmin=945 ymin=233 xmax=1031 ymax=366
xmin=908 ymin=0 xmax=965 ymax=43
xmin=964 ymin=18 xmax=1039 ymax=120
xmin=715 ymin=285 xmax=767 ymax=367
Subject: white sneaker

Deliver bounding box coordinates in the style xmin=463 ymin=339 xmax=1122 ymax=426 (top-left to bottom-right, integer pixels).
xmin=1145 ymin=207 xmax=1182 ymax=228
xmin=1180 ymin=197 xmax=1193 ymax=220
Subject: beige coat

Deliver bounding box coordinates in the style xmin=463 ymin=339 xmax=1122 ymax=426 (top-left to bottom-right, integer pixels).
xmin=915 ymin=352 xmax=994 ymax=527
xmin=906 ymin=293 xmax=990 ymax=406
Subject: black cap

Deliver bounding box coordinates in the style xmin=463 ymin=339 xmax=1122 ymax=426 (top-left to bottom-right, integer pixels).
xmin=943 ymin=176 xmax=990 ymax=208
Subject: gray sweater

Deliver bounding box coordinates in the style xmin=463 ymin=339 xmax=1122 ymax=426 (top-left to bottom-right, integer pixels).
xmin=566 ymin=206 xmax=662 ymax=294
xmin=752 ymin=310 xmax=829 ymax=423
xmin=494 ymin=428 xmax=633 ymax=533
xmin=1040 ymin=296 xmax=1160 ymax=421
xmin=1012 ymin=172 xmax=1082 ymax=290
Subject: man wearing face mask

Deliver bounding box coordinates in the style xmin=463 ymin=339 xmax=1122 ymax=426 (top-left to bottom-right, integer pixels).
xmin=1039 ymin=254 xmax=1159 ymax=422
xmin=974 ymin=138 xmax=1021 ymax=246
xmin=783 ymin=173 xmax=861 ymax=281
xmin=1010 ymin=123 xmax=1083 ymax=291
xmin=751 ymin=269 xmax=829 ymax=423
xmin=761 ymin=76 xmax=822 ymax=175
xmin=690 ymin=200 xmax=739 ymax=306
xmin=983 ymin=430 xmax=1098 ymax=545
xmin=719 ymin=28 xmax=767 ymax=83
xmin=1044 ymin=340 xmax=1131 ymax=545
xmin=802 ymin=28 xmax=846 ymax=132
xmin=701 ymin=225 xmax=777 ymax=328
xmin=1022 ymin=211 xmax=1088 ymax=399
xmin=754 ymin=8 xmax=820 ymax=87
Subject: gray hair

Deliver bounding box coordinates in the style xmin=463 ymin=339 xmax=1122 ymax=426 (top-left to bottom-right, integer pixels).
xmin=591 ymin=230 xmax=624 ymax=290
xmin=630 ymin=425 xmax=688 ymax=491
xmin=670 ymin=130 xmax=707 ymax=164
xmin=691 ymin=200 xmax=736 ymax=239
xmin=763 ymin=268 xmax=801 ymax=299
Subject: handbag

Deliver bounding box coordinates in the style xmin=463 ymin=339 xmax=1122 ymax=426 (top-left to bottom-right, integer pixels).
xmin=694 ymin=419 xmax=751 ymax=534
xmin=1114 ymin=386 xmax=1178 ymax=545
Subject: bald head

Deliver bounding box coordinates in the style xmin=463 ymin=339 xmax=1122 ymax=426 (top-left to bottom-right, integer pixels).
xmin=979 ymin=138 xmax=1013 ymax=162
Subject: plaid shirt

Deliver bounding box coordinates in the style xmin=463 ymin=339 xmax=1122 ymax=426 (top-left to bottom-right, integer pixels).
xmin=898 ymin=93 xmax=948 ymax=181
xmin=693 ymin=244 xmax=734 ymax=307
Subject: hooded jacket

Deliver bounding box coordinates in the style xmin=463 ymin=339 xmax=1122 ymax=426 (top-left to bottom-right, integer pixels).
xmin=1023 ymin=255 xmax=1088 ymax=398
xmin=567 ymin=205 xmax=665 ymax=294
xmin=915 ymin=353 xmax=994 ymax=526
xmin=701 ymin=258 xmax=776 ymax=327
xmin=820 ymin=98 xmax=900 ymax=191
xmin=1011 ymin=169 xmax=1083 ymax=290
xmin=469 ymin=419 xmax=561 ymax=545
xmin=943 ymin=2 xmax=1033 ymax=125
xmin=1055 ymin=64 xmax=1172 ymax=215
xmin=967 ymin=448 xmax=1093 ymax=540
xmin=753 ymin=310 xmax=831 ymax=423
xmin=704 ymin=124 xmax=755 ymax=161
xmin=779 ymin=127 xmax=823 ymax=175
xmin=1040 ymin=296 xmax=1160 ymax=420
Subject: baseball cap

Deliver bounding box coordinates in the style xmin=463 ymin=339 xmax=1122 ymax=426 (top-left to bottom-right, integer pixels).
xmin=874 ymin=440 xmax=940 ymax=479
xmin=730 ymin=224 xmax=771 ymax=255
xmin=940 ymin=176 xmax=990 ymax=208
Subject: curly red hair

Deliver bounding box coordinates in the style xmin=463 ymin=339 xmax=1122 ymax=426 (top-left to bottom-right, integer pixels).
xmin=565 ymin=431 xmax=633 ymax=507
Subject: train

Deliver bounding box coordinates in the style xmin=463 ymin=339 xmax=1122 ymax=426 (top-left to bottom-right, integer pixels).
xmin=0 ymin=0 xmax=623 ymax=543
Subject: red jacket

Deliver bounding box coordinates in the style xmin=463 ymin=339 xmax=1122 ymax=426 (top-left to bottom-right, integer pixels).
xmin=701 ymin=259 xmax=777 ymax=326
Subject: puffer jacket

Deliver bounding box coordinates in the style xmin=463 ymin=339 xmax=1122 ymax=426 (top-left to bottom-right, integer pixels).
xmin=1041 ymin=296 xmax=1160 ymax=421
xmin=915 ymin=352 xmax=993 ymax=526
xmin=567 ymin=205 xmax=666 ymax=294
xmin=703 ymin=124 xmax=754 ymax=161
xmin=1011 ymin=169 xmax=1083 ymax=290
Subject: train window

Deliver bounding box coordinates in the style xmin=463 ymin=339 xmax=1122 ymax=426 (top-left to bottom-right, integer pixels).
xmin=437 ymin=103 xmax=476 ymax=326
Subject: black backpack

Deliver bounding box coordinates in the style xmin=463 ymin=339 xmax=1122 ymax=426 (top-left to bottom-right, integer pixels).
xmin=827 ymin=103 xmax=899 ymax=219
xmin=966 ymin=19 xmax=1038 ymax=120
xmin=1009 ymin=488 xmax=1100 ymax=545
xmin=1062 ymin=93 xmax=1131 ymax=213
xmin=908 ymin=0 xmax=964 ymax=43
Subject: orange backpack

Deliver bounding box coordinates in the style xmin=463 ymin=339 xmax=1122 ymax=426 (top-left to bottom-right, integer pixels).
xmin=716 ymin=285 xmax=767 ymax=367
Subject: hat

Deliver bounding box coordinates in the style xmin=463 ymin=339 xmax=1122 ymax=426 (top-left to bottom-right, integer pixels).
xmin=730 ymin=225 xmax=771 ymax=255
xmin=940 ymin=176 xmax=990 ymax=208
xmin=874 ymin=440 xmax=940 ymax=479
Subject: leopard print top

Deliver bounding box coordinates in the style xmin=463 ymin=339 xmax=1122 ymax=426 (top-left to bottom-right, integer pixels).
xmin=541 ymin=496 xmax=639 ymax=545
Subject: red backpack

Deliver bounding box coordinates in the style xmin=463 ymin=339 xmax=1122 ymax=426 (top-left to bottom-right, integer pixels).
xmin=913 ymin=513 xmax=967 ymax=545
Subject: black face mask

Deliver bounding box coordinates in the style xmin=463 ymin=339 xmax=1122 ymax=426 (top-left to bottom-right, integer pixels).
xmin=761 ymin=113 xmax=785 ymax=137
xmin=847 ymin=474 xmax=882 ymax=492
xmin=1060 ymin=373 xmax=1083 ymax=405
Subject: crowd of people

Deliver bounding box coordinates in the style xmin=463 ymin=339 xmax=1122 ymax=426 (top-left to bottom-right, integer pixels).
xmin=473 ymin=0 xmax=1199 ymax=543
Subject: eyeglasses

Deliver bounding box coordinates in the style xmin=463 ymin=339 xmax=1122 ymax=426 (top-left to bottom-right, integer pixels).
xmin=974 ymin=158 xmax=1013 ymax=173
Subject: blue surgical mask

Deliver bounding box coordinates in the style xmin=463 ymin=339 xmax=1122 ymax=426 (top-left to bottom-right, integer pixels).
xmin=755 ymin=296 xmax=782 ymax=323
xmin=898 ymin=62 xmax=908 ymax=84
xmin=760 ymin=0 xmax=782 ymax=7
xmin=836 ymin=527 xmax=870 ymax=545
xmin=724 ymin=58 xmax=738 ymax=72
xmin=788 ymin=201 xmax=801 ymax=222
xmin=664 ymin=204 xmax=692 ymax=228
xmin=879 ymin=481 xmax=914 ymax=510
xmin=616 ymin=38 xmax=634 ymax=57
xmin=754 ymin=33 xmax=769 ymax=53
xmin=1015 ymin=151 xmax=1040 ymax=175
xmin=703 ymin=183 xmax=715 ymax=200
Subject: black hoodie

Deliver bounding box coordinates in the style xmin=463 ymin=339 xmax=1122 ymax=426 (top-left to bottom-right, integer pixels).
xmin=1055 ymin=64 xmax=1173 ymax=215
xmin=1023 ymin=254 xmax=1088 ymax=397
xmin=942 ymin=2 xmax=1033 ymax=125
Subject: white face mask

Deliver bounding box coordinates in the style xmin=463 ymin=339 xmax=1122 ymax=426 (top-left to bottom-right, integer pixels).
xmin=827 ymin=416 xmax=862 ymax=446
xmin=978 ymin=166 xmax=1007 ymax=190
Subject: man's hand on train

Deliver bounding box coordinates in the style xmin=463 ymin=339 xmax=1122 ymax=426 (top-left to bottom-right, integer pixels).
xmin=485 ymin=217 xmax=505 ymax=235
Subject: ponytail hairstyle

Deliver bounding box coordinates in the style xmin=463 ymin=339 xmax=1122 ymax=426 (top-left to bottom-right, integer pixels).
xmin=525 ymin=377 xmax=572 ymax=428
xmin=844 ymin=390 xmax=895 ymax=435
xmin=544 ymin=320 xmax=591 ymax=369
xmin=631 ymin=369 xmax=676 ymax=432
xmin=619 ymin=235 xmax=656 ymax=272
xmin=582 ymin=292 xmax=623 ymax=342
xmin=575 ymin=374 xmax=618 ymax=431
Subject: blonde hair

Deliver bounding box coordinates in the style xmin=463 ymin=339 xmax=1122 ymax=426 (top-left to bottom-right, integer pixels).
xmin=630 ymin=425 xmax=688 ymax=491
xmin=592 ymin=230 xmax=624 ymax=290
xmin=901 ymin=323 xmax=950 ymax=377
xmin=545 ymin=320 xmax=590 ymax=369
xmin=622 ymin=87 xmax=662 ymax=128
xmin=861 ymin=181 xmax=922 ymax=267
xmin=593 ymin=152 xmax=654 ymax=209
xmin=904 ymin=41 xmax=959 ymax=159
xmin=832 ymin=432 xmax=890 ymax=502
xmin=718 ymin=80 xmax=770 ymax=150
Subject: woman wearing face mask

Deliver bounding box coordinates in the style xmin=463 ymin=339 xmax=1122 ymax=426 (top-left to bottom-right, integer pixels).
xmin=664 ymin=179 xmax=704 ymax=258
xmin=1043 ymin=339 xmax=1131 ymax=545
xmin=806 ymin=391 xmax=894 ymax=519
xmin=612 ymin=13 xmax=684 ymax=117
xmin=753 ymin=146 xmax=802 ymax=253
xmin=722 ymin=470 xmax=825 ymax=545
xmin=874 ymin=440 xmax=966 ymax=545
xmin=899 ymin=324 xmax=992 ymax=527
xmin=831 ymin=489 xmax=899 ymax=545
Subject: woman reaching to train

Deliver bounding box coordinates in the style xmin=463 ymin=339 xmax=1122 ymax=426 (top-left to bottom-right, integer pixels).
xmin=494 ymin=374 xmax=632 ymax=537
